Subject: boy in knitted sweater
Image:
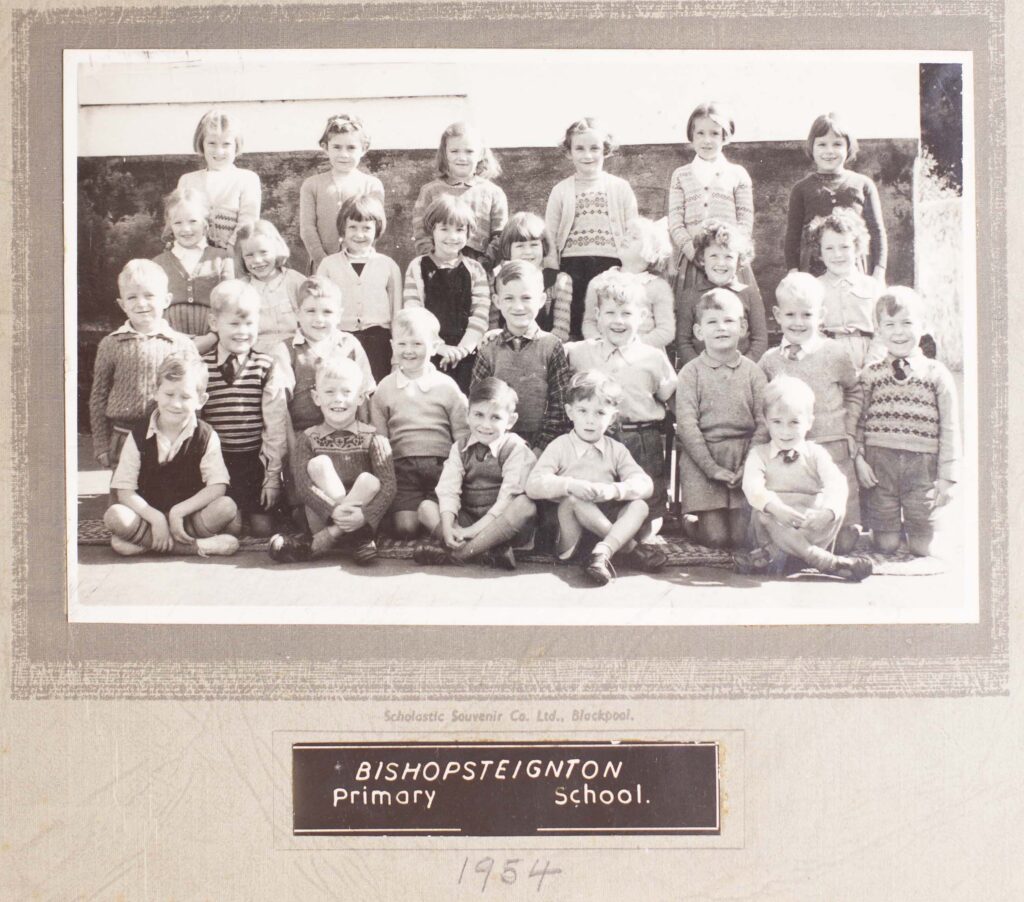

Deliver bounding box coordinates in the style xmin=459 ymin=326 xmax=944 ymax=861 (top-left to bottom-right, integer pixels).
xmin=738 ymin=375 xmax=873 ymax=581
xmin=760 ymin=272 xmax=863 ymax=553
xmin=414 ymin=378 xmax=537 ymax=570
xmin=89 ymin=259 xmax=198 ymax=470
xmin=369 ymin=308 xmax=470 ymax=537
xmin=855 ymin=288 xmax=959 ymax=557
xmin=269 ymin=354 xmax=396 ymax=565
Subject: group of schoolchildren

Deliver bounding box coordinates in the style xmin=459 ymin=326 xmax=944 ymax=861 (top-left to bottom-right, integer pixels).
xmin=88 ymin=102 xmax=961 ymax=587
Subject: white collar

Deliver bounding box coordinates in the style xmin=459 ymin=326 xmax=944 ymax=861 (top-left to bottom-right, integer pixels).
xmin=567 ymin=430 xmax=610 ymax=459
xmin=147 ymin=409 xmax=198 ymax=442
xmin=215 ymin=346 xmax=250 ymax=366
xmin=395 ymin=363 xmax=439 ymax=391
xmin=114 ymin=319 xmax=176 ymax=339
xmin=768 ymin=439 xmax=809 ymax=459
xmin=464 ymin=433 xmax=511 ymax=456
xmin=780 ymin=334 xmax=825 ymax=357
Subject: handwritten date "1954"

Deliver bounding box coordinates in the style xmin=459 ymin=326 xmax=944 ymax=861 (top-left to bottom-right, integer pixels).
xmin=456 ymin=857 xmax=562 ymax=893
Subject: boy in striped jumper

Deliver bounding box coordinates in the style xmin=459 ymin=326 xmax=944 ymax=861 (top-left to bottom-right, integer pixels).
xmin=201 ymin=280 xmax=287 ymax=536
xmin=413 ymin=378 xmax=537 ymax=570
xmin=855 ymin=288 xmax=959 ymax=557
xmin=89 ymin=259 xmax=198 ymax=470
xmin=738 ymin=375 xmax=873 ymax=581
xmin=269 ymin=355 xmax=396 ymax=565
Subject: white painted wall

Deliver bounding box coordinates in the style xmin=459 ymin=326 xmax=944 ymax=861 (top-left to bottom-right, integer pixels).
xmin=71 ymin=48 xmax=956 ymax=157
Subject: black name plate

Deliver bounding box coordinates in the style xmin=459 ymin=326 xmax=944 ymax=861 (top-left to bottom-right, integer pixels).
xmin=293 ymin=741 xmax=720 ymax=837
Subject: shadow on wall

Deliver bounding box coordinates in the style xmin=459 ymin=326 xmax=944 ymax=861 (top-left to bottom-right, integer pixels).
xmin=76 ymin=139 xmax=916 ymax=421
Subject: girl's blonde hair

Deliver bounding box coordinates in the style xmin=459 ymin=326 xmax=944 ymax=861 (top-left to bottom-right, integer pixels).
xmin=161 ymin=187 xmax=210 ymax=244
xmin=192 ymin=108 xmax=244 ymax=155
xmin=625 ymin=217 xmax=672 ymax=273
xmin=560 ymin=117 xmax=617 ymax=157
xmin=686 ymin=101 xmax=736 ymax=142
xmin=318 ymin=113 xmax=371 ymax=151
xmin=435 ymin=121 xmax=501 ymax=180
xmin=692 ymin=219 xmax=755 ymax=269
xmin=233 ymin=220 xmax=291 ymax=276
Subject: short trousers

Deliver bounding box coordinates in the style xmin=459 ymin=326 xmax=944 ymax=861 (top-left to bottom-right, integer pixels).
xmin=222 ymin=448 xmax=266 ymax=515
xmin=392 ymin=455 xmax=447 ymax=513
xmin=862 ymin=446 xmax=939 ymax=539
xmin=818 ymin=439 xmax=861 ymax=526
xmin=616 ymin=423 xmax=667 ymax=519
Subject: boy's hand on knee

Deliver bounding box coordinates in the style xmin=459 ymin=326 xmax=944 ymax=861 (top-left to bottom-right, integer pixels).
xmin=933 ymin=479 xmax=955 ymax=509
xmin=442 ymin=523 xmax=466 ymax=549
xmin=331 ymin=502 xmax=365 ymax=532
xmin=167 ymin=505 xmax=193 ymax=545
xmin=854 ymin=455 xmax=878 ymax=488
xmin=147 ymin=512 xmax=173 ymax=552
xmin=261 ymin=485 xmax=280 ymax=510
xmin=766 ymin=500 xmax=806 ymax=530
xmin=802 ymin=509 xmax=835 ymax=532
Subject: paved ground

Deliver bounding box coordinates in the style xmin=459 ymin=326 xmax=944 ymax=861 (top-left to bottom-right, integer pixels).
xmin=73 ymin=435 xmax=973 ymax=626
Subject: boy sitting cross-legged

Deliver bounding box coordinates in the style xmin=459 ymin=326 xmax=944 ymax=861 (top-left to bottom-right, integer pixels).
xmin=526 ymin=370 xmax=662 ymax=586
xmin=269 ymin=354 xmax=396 ymax=565
xmin=104 ymin=353 xmax=239 ymax=557
xmin=369 ymin=308 xmax=470 ymax=538
xmin=414 ymin=377 xmax=538 ymax=570
xmin=738 ymin=374 xmax=873 ymax=581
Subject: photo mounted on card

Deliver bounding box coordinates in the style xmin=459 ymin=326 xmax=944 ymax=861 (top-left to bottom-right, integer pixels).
xmin=66 ymin=47 xmax=977 ymax=628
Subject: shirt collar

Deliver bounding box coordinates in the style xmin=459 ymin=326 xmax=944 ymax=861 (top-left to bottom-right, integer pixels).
xmin=215 ymin=346 xmax=249 ymax=366
xmin=114 ymin=319 xmax=177 ymax=339
xmin=887 ymin=348 xmax=925 ymax=371
xmin=147 ymin=409 xmax=198 ymax=442
xmin=307 ymin=420 xmax=366 ymax=439
xmin=445 ymin=175 xmax=480 ymax=188
xmin=464 ymin=432 xmax=511 ymax=456
xmin=501 ymin=324 xmax=540 ymax=343
xmin=292 ymin=330 xmax=347 ymax=351
xmin=695 ymin=272 xmax=747 ymax=293
xmin=768 ymin=439 xmax=809 ymax=459
xmin=395 ymin=363 xmax=439 ymax=391
xmin=588 ymin=337 xmax=642 ymax=361
xmin=699 ymin=349 xmax=743 ymax=369
xmin=568 ymin=429 xmax=610 ymax=459
xmin=780 ymin=334 xmax=825 ymax=356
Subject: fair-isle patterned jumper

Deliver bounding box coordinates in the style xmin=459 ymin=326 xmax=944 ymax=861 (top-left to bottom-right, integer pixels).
xmin=177 ymin=166 xmax=261 ymax=250
xmin=857 ymin=351 xmax=961 ymax=483
xmin=291 ymin=421 xmax=397 ymax=530
xmin=88 ymin=322 xmax=198 ymax=460
xmin=667 ymin=158 xmax=754 ymax=263
xmin=411 ymin=177 xmax=509 ymax=263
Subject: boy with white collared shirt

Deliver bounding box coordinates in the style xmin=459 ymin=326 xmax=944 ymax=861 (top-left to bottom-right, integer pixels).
xmin=759 ymin=272 xmax=863 ymax=553
xmin=739 ymin=374 xmax=873 ymax=581
xmin=413 ymin=378 xmax=537 ymax=570
xmin=369 ymin=308 xmax=470 ymax=537
xmin=526 ymin=370 xmax=663 ymax=586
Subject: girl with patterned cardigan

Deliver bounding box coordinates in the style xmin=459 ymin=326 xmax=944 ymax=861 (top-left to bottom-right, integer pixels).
xmin=668 ymin=102 xmax=756 ymax=294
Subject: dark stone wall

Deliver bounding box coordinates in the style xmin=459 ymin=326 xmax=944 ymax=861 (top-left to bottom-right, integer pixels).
xmin=76 ymin=139 xmax=916 ymax=424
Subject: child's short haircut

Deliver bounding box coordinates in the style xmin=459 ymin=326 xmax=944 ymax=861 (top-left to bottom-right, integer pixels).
xmin=595 ymin=271 xmax=646 ymax=310
xmin=469 ymin=377 xmax=518 ymax=413
xmin=560 ymin=117 xmax=617 ymax=157
xmin=695 ymin=287 xmax=746 ymax=322
xmin=118 ymin=259 xmax=169 ymax=297
xmin=336 ymin=193 xmax=387 ymax=238
xmin=315 ymin=352 xmax=365 ymax=389
xmin=209 ymin=279 xmax=260 ymax=316
xmin=435 ymin=121 xmax=502 ymax=180
xmin=808 ymin=208 xmax=869 ymax=257
xmin=157 ymin=351 xmax=209 ymax=394
xmin=566 ymin=369 xmax=623 ymax=407
xmin=393 ymin=307 xmax=441 ymax=341
xmin=317 ymin=113 xmax=371 ymax=151
xmin=805 ymin=112 xmax=858 ymax=162
xmin=192 ymin=108 xmax=243 ymax=154
xmin=775 ymin=272 xmax=825 ymax=309
xmin=764 ymin=374 xmax=816 ymax=417
xmin=626 ymin=216 xmax=672 ymax=271
xmin=493 ymin=259 xmax=545 ymax=292
xmin=874 ymin=286 xmax=926 ymax=325
xmin=296 ymin=275 xmax=342 ymax=309
xmin=422 ymin=194 xmax=475 ymax=235
xmin=234 ymin=220 xmax=291 ymax=275
xmin=497 ymin=212 xmax=552 ymax=261
xmin=692 ymin=218 xmax=754 ymax=267
xmin=161 ymin=187 xmax=210 ymax=243
xmin=686 ymin=101 xmax=737 ymax=142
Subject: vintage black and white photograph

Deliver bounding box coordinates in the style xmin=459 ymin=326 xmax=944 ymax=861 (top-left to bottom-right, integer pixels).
xmin=68 ymin=48 xmax=977 ymax=625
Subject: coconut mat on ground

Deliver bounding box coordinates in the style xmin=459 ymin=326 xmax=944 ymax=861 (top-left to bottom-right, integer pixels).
xmin=77 ymin=519 xmax=945 ymax=575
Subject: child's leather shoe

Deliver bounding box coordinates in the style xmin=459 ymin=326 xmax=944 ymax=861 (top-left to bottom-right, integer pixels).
xmin=583 ymin=549 xmax=616 ymax=586
xmin=268 ymin=533 xmax=312 ymax=564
